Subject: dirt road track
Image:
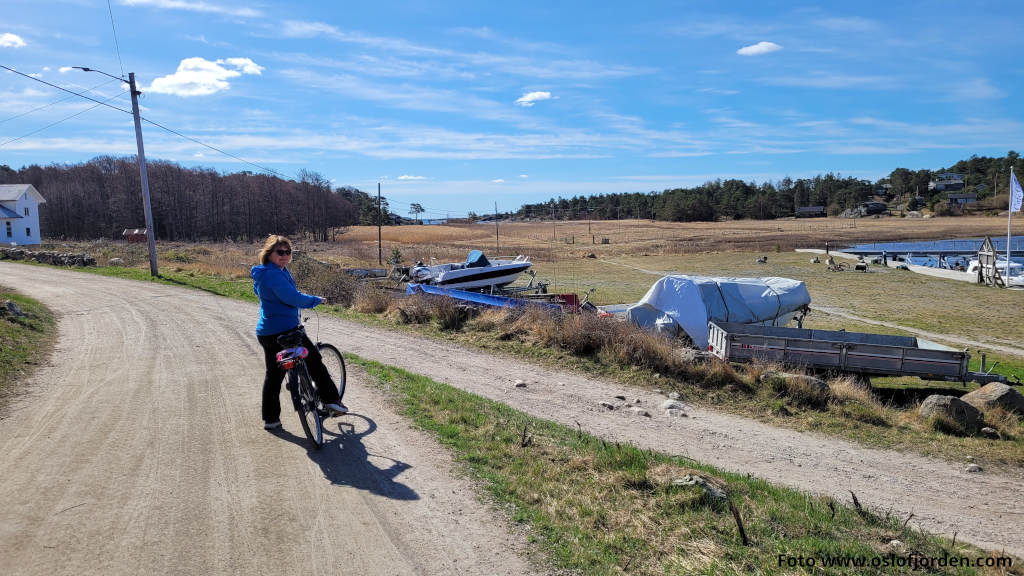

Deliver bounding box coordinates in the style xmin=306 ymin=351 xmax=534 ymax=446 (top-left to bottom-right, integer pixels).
xmin=0 ymin=263 xmax=540 ymax=576
xmin=2 ymin=263 xmax=1022 ymax=569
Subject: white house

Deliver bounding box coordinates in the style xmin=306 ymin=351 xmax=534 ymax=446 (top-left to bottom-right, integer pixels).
xmin=0 ymin=184 xmax=46 ymax=246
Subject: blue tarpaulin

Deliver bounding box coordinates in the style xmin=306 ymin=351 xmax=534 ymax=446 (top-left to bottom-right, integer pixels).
xmin=405 ymin=283 xmax=560 ymax=310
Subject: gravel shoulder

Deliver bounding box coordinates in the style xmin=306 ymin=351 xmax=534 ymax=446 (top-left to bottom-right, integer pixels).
xmin=2 ymin=262 xmax=1022 ymax=565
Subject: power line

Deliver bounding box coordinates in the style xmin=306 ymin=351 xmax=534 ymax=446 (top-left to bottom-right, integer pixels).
xmin=0 ymin=90 xmax=128 ymax=148
xmin=0 ymin=64 xmax=133 ymax=115
xmin=0 ymin=77 xmax=119 ymax=125
xmin=2 ymin=63 xmax=293 ymax=179
xmin=105 ymin=0 xmax=127 ymax=79
xmin=138 ymin=115 xmax=294 ymax=178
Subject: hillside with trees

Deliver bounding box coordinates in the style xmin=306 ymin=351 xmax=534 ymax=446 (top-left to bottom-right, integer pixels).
xmin=517 ymin=151 xmax=1024 ymax=223
xmin=3 ymin=152 xmax=1022 ymax=241
xmin=0 ymin=157 xmax=373 ymax=241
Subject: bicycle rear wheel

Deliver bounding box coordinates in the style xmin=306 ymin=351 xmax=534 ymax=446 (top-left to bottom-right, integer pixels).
xmin=294 ymin=368 xmax=323 ymax=449
xmin=317 ymin=343 xmax=347 ymax=402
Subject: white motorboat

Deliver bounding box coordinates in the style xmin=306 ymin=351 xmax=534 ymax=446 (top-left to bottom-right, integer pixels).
xmin=409 ymin=250 xmax=532 ymax=290
xmin=965 ymin=258 xmax=1024 ymax=287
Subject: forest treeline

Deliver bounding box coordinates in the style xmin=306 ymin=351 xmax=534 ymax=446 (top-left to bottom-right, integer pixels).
xmin=0 ymin=156 xmax=384 ymax=241
xmin=3 ymin=151 xmax=1023 ymax=241
xmin=517 ymin=151 xmax=1024 ymax=222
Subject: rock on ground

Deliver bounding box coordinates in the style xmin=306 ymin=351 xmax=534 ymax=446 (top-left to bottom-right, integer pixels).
xmin=961 ymin=383 xmax=1024 ymax=415
xmin=919 ymin=395 xmax=982 ymax=433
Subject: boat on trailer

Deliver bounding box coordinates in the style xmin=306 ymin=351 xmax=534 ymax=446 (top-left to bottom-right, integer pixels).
xmin=408 ymin=250 xmax=533 ymax=291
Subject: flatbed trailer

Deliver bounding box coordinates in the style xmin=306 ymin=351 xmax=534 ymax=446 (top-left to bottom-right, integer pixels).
xmin=707 ymin=321 xmax=1008 ymax=385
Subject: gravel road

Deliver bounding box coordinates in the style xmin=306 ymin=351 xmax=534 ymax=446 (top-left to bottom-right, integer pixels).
xmin=0 ymin=263 xmax=540 ymax=576
xmin=1 ymin=262 xmax=1021 ymax=570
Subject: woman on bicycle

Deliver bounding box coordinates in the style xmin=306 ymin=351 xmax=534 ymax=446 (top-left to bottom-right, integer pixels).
xmin=251 ymin=235 xmax=347 ymax=430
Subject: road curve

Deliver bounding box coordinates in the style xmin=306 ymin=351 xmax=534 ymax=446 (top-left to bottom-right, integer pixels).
xmin=0 ymin=263 xmax=539 ymax=576
xmin=2 ymin=263 xmax=1022 ymax=563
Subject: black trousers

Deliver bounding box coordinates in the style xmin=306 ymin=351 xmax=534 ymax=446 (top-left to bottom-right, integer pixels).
xmin=258 ymin=330 xmax=340 ymax=423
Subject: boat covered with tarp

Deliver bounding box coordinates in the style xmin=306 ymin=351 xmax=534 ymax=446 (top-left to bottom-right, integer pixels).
xmin=625 ymin=275 xmax=811 ymax=349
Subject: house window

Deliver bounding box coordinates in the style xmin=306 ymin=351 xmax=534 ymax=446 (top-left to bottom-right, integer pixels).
xmin=26 ymin=227 xmax=31 ymax=237
xmin=24 ymin=207 xmax=29 ymax=216
xmin=5 ymin=222 xmax=10 ymax=237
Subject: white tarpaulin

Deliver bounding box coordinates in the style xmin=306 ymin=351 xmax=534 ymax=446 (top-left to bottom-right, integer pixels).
xmin=625 ymin=275 xmax=811 ymax=349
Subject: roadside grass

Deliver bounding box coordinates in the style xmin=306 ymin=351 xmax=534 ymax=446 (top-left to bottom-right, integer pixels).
xmin=0 ymin=287 xmax=55 ymax=400
xmin=352 ymin=355 xmax=1018 ymax=576
xmin=379 ymin=292 xmax=1024 ymax=467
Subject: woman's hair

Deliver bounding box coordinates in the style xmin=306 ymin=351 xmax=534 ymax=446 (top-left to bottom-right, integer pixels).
xmin=258 ymin=235 xmax=292 ymax=265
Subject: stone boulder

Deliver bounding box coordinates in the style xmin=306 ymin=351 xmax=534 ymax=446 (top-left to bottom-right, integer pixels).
xmin=919 ymin=395 xmax=982 ymax=433
xmin=960 ymin=383 xmax=1024 ymax=416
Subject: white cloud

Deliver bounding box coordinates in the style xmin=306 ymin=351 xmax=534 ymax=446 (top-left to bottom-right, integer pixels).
xmin=119 ymin=0 xmax=261 ymax=18
xmin=147 ymin=57 xmax=264 ymax=96
xmin=220 ymin=57 xmax=264 ymax=75
xmin=397 ymin=175 xmax=426 ymax=180
xmin=737 ymin=41 xmax=782 ymax=56
xmin=515 ymin=91 xmax=552 ymax=107
xmin=281 ymin=20 xmax=340 ymax=38
xmin=519 ymin=174 xmax=528 ymax=178
xmin=761 ymin=72 xmax=894 ymax=89
xmin=59 ymin=66 xmax=74 ymax=73
xmin=491 ymin=178 xmax=505 ymax=183
xmin=28 ymin=73 xmax=42 ymax=78
xmin=0 ymin=33 xmax=26 ymax=48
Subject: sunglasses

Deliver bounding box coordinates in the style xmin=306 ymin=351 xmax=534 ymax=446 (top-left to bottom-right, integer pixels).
xmin=274 ymin=248 xmax=292 ymax=256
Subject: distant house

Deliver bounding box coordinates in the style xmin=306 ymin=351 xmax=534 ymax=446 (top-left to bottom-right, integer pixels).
xmin=929 ymin=173 xmax=965 ymax=192
xmin=860 ymin=201 xmax=889 ymax=215
xmin=947 ymin=193 xmax=978 ymax=210
xmin=0 ymin=184 xmax=46 ymax=246
xmin=795 ymin=206 xmax=826 ymax=218
xmin=122 ymin=228 xmax=148 ymax=243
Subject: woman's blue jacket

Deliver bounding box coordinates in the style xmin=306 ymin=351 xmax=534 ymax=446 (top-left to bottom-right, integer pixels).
xmin=251 ymin=263 xmax=322 ymax=336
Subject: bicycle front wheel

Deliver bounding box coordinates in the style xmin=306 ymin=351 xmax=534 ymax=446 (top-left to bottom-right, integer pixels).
xmin=317 ymin=343 xmax=347 ymax=402
xmin=295 ymin=368 xmax=324 ymax=449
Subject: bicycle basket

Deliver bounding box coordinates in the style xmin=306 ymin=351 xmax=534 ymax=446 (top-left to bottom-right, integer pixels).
xmin=276 ymin=346 xmax=308 ymax=370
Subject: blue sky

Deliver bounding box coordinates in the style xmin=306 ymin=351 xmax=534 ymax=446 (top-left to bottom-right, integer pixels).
xmin=2 ymin=0 xmax=1023 ymax=218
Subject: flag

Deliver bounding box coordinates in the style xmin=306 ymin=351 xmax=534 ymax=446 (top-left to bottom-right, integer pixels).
xmin=1012 ymin=168 xmax=1023 ymax=213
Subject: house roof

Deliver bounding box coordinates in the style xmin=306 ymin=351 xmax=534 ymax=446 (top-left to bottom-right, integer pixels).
xmin=0 ymin=205 xmax=21 ymax=219
xmin=0 ymin=184 xmax=46 ymax=203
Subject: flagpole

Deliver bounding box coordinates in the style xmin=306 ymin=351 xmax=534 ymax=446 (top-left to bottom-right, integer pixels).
xmin=1009 ymin=167 xmax=1016 ymax=281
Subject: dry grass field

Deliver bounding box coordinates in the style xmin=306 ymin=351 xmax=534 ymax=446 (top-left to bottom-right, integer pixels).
xmin=43 ymin=215 xmax=1024 ymax=356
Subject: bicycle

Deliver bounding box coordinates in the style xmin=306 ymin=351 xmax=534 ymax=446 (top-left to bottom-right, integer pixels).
xmin=274 ymin=324 xmax=347 ymax=449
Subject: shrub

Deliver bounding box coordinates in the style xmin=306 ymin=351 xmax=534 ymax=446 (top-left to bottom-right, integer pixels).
xmin=290 ymin=254 xmax=357 ymax=306
xmin=390 ymin=294 xmax=435 ymax=324
xmin=352 ymin=284 xmax=394 ymax=314
xmin=432 ymin=297 xmax=476 ymax=331
xmin=983 ymin=406 xmax=1021 ymax=439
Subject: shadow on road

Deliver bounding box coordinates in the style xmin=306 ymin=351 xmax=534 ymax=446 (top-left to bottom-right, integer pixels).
xmin=270 ymin=412 xmax=418 ymax=501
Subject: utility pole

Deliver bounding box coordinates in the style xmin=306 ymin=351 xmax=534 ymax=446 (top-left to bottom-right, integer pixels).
xmin=377 ymin=182 xmax=382 ymax=265
xmin=128 ymin=73 xmax=158 ymax=277
xmin=75 ymin=67 xmax=158 ymax=276
xmin=494 ymin=201 xmax=499 ymax=253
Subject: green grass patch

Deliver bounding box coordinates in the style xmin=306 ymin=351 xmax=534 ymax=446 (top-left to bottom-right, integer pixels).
xmin=350 ymin=355 xmax=1014 ymax=575
xmin=0 ymin=287 xmax=56 ymax=398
